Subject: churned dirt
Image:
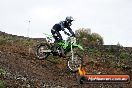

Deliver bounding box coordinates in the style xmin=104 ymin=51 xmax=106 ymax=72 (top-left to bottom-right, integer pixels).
xmin=0 ymin=31 xmax=132 ymax=88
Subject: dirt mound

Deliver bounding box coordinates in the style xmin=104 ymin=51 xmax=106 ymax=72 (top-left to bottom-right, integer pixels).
xmin=0 ymin=31 xmax=132 ymax=88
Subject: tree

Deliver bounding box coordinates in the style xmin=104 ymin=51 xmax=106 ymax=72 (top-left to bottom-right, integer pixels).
xmin=75 ymin=28 xmax=104 ymax=46
xmin=91 ymin=33 xmax=104 ymax=45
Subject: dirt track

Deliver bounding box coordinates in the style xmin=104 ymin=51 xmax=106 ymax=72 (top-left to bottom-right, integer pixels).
xmin=0 ymin=44 xmax=86 ymax=88
xmin=0 ymin=31 xmax=132 ymax=88
xmin=0 ymin=44 xmax=131 ymax=88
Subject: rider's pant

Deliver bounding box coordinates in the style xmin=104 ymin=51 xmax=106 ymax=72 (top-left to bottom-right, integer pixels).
xmin=51 ymin=29 xmax=63 ymax=42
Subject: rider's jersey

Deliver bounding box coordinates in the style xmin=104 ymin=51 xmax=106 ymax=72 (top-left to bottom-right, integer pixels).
xmin=52 ymin=21 xmax=75 ymax=37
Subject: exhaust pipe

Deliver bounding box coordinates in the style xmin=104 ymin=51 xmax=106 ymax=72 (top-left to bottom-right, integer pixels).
xmin=41 ymin=50 xmax=52 ymax=53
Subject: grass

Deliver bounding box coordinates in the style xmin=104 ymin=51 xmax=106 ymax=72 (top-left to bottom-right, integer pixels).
xmin=0 ymin=80 xmax=6 ymax=88
xmin=85 ymin=45 xmax=132 ymax=69
xmin=0 ymin=68 xmax=6 ymax=77
xmin=0 ymin=34 xmax=36 ymax=44
xmin=0 ymin=68 xmax=6 ymax=88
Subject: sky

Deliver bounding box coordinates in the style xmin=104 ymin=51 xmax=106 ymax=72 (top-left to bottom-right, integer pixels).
xmin=0 ymin=0 xmax=132 ymax=47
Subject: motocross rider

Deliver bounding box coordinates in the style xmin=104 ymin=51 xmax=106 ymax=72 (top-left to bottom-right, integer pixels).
xmin=51 ymin=16 xmax=75 ymax=42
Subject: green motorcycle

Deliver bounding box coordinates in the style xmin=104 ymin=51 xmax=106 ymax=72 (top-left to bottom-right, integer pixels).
xmin=35 ymin=33 xmax=84 ymax=72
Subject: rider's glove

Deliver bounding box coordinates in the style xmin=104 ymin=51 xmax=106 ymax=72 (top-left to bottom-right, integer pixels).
xmin=71 ymin=34 xmax=75 ymax=37
xmin=64 ymin=31 xmax=70 ymax=36
xmin=67 ymin=33 xmax=70 ymax=36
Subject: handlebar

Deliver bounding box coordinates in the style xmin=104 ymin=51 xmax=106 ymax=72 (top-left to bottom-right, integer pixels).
xmin=43 ymin=33 xmax=53 ymax=37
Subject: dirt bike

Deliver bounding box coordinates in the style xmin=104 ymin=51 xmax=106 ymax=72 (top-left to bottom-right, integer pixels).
xmin=35 ymin=33 xmax=84 ymax=72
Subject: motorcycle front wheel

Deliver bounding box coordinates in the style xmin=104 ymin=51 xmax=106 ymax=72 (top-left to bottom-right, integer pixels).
xmin=67 ymin=53 xmax=83 ymax=73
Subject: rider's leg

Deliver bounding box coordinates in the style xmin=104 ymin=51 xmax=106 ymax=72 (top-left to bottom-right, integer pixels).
xmin=55 ymin=32 xmax=65 ymax=57
xmin=51 ymin=29 xmax=58 ymax=53
xmin=56 ymin=32 xmax=63 ymax=42
xmin=51 ymin=29 xmax=58 ymax=42
xmin=51 ymin=30 xmax=65 ymax=57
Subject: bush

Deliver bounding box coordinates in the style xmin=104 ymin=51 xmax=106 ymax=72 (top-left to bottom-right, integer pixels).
xmin=119 ymin=52 xmax=131 ymax=60
xmin=91 ymin=33 xmax=104 ymax=45
xmin=0 ymin=69 xmax=6 ymax=77
xmin=0 ymin=80 xmax=6 ymax=88
xmin=75 ymin=28 xmax=104 ymax=46
xmin=0 ymin=69 xmax=6 ymax=88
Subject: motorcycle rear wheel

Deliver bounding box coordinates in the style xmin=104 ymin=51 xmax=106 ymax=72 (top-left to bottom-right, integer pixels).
xmin=35 ymin=43 xmax=50 ymax=60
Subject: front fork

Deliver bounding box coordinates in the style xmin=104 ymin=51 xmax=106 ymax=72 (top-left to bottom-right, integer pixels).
xmin=71 ymin=42 xmax=74 ymax=61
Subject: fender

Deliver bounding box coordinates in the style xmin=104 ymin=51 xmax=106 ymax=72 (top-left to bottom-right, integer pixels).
xmin=57 ymin=41 xmax=68 ymax=49
xmin=73 ymin=44 xmax=84 ymax=51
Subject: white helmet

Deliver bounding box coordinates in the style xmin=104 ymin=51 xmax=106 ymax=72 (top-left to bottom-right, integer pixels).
xmin=65 ymin=16 xmax=74 ymax=22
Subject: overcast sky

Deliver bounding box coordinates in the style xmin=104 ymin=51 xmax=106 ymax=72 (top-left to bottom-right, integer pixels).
xmin=0 ymin=0 xmax=132 ymax=47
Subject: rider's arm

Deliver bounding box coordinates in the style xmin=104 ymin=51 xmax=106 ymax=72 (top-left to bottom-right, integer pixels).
xmin=59 ymin=21 xmax=70 ymax=36
xmin=67 ymin=27 xmax=75 ymax=37
xmin=59 ymin=21 xmax=65 ymax=31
